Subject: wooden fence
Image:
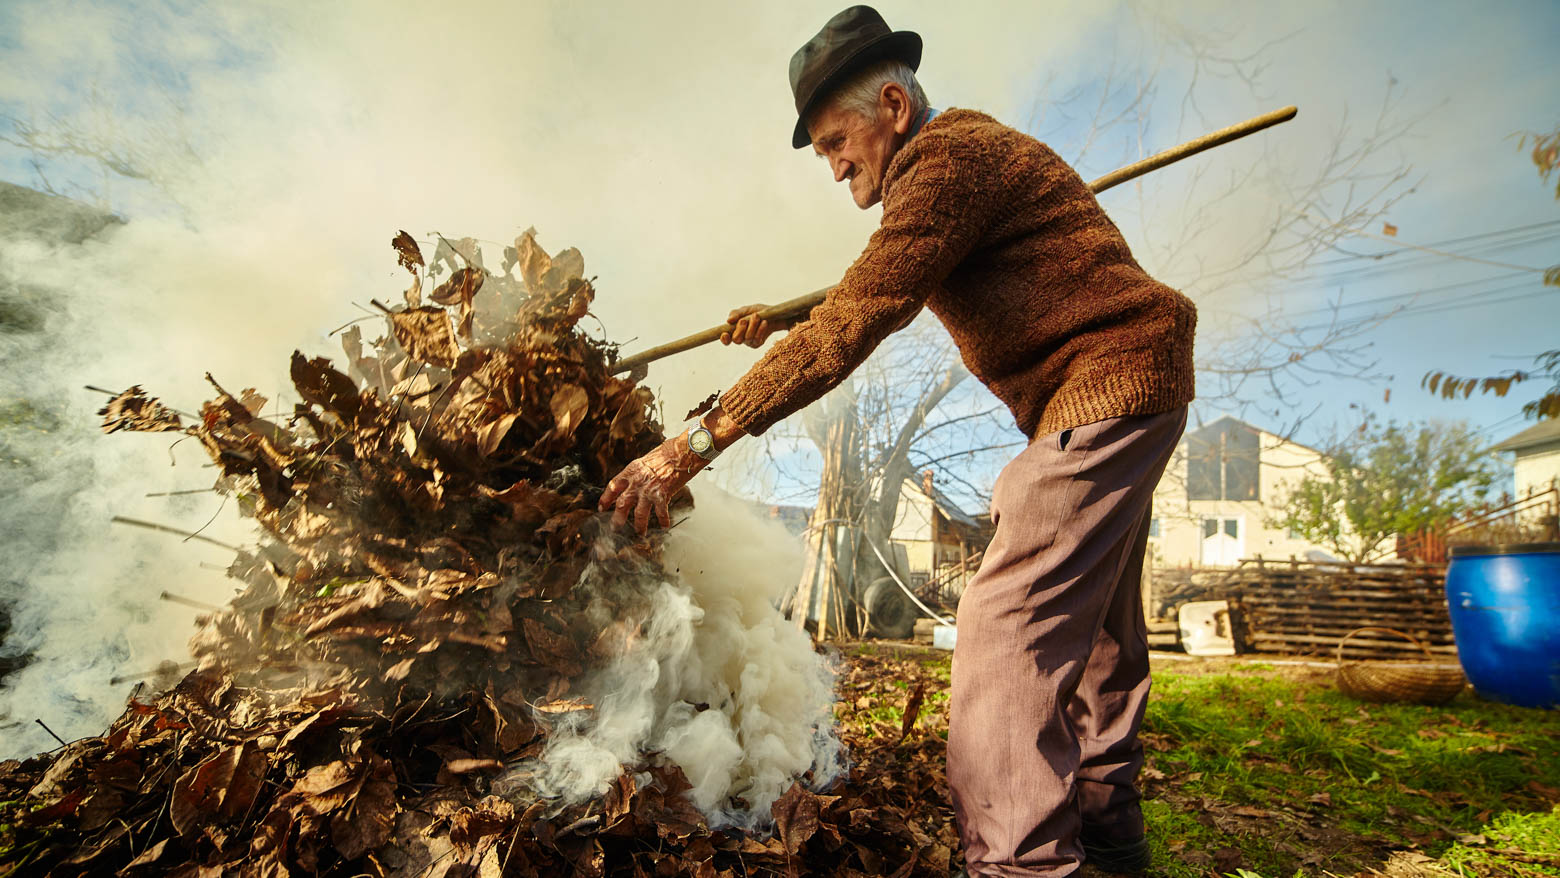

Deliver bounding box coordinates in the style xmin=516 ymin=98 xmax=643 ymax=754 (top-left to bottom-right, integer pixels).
xmin=1152 ymin=559 xmax=1456 ymax=659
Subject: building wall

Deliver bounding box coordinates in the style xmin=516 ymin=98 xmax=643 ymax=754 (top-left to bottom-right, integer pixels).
xmin=890 ymin=483 xmax=980 ymax=582
xmin=891 ymin=487 xmax=934 ymax=544
xmin=1513 ymin=442 xmax=1560 ymax=499
xmin=1151 ymin=425 xmax=1350 ymax=566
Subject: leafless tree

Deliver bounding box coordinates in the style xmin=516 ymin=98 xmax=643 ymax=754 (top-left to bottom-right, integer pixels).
xmin=1 ymin=78 xmax=202 ymax=215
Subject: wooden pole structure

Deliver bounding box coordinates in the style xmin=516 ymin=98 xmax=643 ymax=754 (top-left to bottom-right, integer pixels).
xmin=608 ymin=105 xmax=1298 ymax=376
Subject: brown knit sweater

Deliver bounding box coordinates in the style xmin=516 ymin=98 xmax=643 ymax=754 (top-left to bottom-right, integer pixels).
xmin=720 ymin=109 xmax=1197 ymax=440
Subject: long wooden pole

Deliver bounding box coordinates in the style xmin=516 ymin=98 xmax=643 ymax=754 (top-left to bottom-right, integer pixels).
xmin=609 ymin=105 xmax=1297 ymax=376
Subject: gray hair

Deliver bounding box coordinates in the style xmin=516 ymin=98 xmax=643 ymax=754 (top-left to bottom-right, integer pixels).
xmin=817 ymin=59 xmax=928 ymax=125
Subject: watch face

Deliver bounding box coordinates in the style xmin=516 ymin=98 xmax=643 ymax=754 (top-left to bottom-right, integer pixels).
xmin=689 ymin=429 xmax=714 ymax=455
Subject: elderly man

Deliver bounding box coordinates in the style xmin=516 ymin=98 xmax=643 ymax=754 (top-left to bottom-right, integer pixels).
xmin=599 ymin=6 xmax=1195 ymax=876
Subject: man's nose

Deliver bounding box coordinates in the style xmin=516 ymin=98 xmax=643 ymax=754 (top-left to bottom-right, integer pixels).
xmin=832 ymin=158 xmax=852 ymax=183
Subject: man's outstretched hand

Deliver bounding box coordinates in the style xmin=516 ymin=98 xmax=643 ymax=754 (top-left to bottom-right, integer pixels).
xmin=721 ymin=304 xmax=792 ymax=348
xmin=598 ymin=434 xmax=702 ymax=535
xmin=599 ymin=407 xmax=746 ymax=535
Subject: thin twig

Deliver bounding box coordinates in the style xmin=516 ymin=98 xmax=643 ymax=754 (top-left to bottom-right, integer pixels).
xmin=110 ymin=515 xmax=240 ymax=552
xmin=182 ymin=495 xmax=228 ymax=544
xmin=35 ymin=718 xmax=67 ymax=747
xmin=160 ymin=591 xmax=222 ymax=611
xmin=109 ymin=661 xmax=198 ymax=686
xmin=328 ymin=314 xmax=384 ymax=337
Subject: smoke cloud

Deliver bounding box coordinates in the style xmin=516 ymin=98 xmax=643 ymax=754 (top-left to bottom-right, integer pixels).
xmin=506 ymin=487 xmax=843 ymax=827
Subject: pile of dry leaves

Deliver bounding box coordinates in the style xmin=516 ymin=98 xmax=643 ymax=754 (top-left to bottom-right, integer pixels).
xmin=0 ymin=231 xmax=959 ymax=877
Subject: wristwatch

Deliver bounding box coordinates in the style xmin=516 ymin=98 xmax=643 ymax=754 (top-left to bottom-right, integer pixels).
xmin=687 ymin=415 xmax=720 ymax=462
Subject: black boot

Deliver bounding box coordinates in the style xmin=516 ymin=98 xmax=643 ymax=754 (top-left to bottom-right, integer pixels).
xmin=1080 ymin=826 xmax=1150 ymax=875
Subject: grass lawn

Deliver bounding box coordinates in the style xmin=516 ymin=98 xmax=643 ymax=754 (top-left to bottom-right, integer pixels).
xmin=837 ymin=645 xmax=1560 ymax=877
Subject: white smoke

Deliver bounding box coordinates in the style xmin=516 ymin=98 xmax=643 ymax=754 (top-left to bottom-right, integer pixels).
xmin=510 ymin=486 xmax=844 ymax=828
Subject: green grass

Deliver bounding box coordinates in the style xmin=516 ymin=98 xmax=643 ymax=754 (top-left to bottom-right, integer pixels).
xmin=835 ymin=646 xmax=1560 ymax=876
xmin=1439 ymin=805 xmax=1560 ymax=876
xmin=1140 ymin=664 xmax=1560 ymax=876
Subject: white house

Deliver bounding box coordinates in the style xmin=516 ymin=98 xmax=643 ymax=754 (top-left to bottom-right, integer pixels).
xmin=889 ymin=471 xmax=990 ymax=593
xmin=1149 ymin=417 xmax=1351 ymax=567
xmin=1492 ymin=418 xmax=1560 ymax=500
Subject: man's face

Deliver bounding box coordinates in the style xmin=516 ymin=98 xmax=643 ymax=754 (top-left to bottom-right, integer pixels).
xmin=807 ymin=83 xmax=915 ymax=209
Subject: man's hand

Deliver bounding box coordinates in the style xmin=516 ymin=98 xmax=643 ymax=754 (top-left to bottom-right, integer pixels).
xmin=721 ymin=304 xmax=789 ymax=348
xmin=598 ymin=434 xmax=702 ymax=535
xmin=599 ymin=408 xmax=746 ymax=535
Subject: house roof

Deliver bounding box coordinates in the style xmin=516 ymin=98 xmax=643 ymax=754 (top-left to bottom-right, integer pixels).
xmin=1188 ymin=415 xmax=1323 ymax=455
xmin=1491 ymin=418 xmax=1560 ymax=454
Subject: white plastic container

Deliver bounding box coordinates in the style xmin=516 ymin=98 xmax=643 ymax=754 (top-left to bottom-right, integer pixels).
xmin=932 ymin=624 xmax=957 ymax=651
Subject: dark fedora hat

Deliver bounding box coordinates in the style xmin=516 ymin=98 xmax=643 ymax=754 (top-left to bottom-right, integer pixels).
xmin=789 ymin=6 xmax=922 ymax=149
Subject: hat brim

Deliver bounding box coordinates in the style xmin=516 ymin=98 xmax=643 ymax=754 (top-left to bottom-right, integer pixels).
xmin=791 ymin=30 xmax=922 ymax=149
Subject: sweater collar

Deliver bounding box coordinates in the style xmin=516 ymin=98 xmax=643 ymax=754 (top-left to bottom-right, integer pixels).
xmin=907 ymin=107 xmax=941 ymax=140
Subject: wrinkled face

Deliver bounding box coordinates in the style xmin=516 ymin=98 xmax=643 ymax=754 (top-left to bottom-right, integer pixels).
xmin=807 ymin=83 xmax=915 ymax=209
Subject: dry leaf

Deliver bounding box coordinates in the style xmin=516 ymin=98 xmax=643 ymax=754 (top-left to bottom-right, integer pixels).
xmin=390 ymin=306 xmax=461 ymax=369
xmin=550 ymin=384 xmax=589 ymax=439
xmin=99 ymin=386 xmax=183 ymax=434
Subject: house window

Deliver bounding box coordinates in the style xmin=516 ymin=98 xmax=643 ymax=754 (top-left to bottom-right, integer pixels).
xmin=1186 ymin=420 xmax=1260 ymax=502
xmin=1148 ymin=517 xmax=1161 ymax=539
xmin=1200 ymin=517 xmax=1246 ymax=566
xmin=1202 ymin=517 xmax=1242 ymax=539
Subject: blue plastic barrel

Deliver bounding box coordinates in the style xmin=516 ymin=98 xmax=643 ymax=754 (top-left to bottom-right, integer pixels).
xmin=1446 ymin=542 xmax=1560 ymax=708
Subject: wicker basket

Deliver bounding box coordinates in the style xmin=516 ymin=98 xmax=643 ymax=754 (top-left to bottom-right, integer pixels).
xmin=1335 ymin=627 xmax=1466 ymax=705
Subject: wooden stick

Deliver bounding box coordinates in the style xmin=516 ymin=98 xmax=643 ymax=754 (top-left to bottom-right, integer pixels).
xmin=110 ymin=515 xmax=240 ymax=552
xmin=610 ymin=288 xmax=831 ymax=377
xmin=160 ymin=590 xmax=223 ymax=612
xmin=110 ymin=661 xmax=199 ymax=686
xmin=608 ymin=105 xmax=1298 ymax=376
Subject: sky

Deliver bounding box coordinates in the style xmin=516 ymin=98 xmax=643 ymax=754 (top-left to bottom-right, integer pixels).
xmin=0 ymin=0 xmax=1556 ymax=484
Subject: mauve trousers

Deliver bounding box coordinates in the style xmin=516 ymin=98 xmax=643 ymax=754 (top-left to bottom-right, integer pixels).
xmin=949 ymin=407 xmax=1186 ymax=876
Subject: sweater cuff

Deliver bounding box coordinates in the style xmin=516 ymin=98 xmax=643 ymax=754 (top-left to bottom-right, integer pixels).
xmin=718 ymin=382 xmax=775 ymax=437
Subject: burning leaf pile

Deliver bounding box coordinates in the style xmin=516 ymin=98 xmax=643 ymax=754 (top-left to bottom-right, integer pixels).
xmin=0 ymin=231 xmax=960 ymax=877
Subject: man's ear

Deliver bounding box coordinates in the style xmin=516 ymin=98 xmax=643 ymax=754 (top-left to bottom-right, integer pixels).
xmin=882 ymin=82 xmax=913 ymax=135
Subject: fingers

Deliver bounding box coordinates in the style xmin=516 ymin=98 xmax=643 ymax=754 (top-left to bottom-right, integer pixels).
xmin=727 ymin=315 xmax=772 ymax=347
xmin=724 ymin=305 xmax=770 ymax=347
xmin=599 ymin=474 xmax=627 ymax=510
xmin=611 ymin=486 xmax=636 ymax=530
xmin=745 ymin=318 xmax=769 ymax=348
xmin=654 ymin=491 xmax=672 ymax=530
xmin=634 ymin=488 xmax=656 ymax=536
xmin=601 ymin=456 xmax=682 ymax=536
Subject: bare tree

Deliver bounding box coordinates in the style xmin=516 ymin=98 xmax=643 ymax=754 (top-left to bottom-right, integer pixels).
xmin=1 ymin=78 xmax=202 ymax=216
xmin=1027 ymin=17 xmax=1422 ymax=437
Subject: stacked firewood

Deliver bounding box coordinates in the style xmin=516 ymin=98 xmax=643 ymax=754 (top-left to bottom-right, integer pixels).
xmin=1226 ymin=560 xmax=1455 ymax=659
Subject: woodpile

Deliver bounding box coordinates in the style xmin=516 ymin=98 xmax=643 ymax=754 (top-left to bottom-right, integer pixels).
xmin=1223 ymin=560 xmax=1455 ymax=659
